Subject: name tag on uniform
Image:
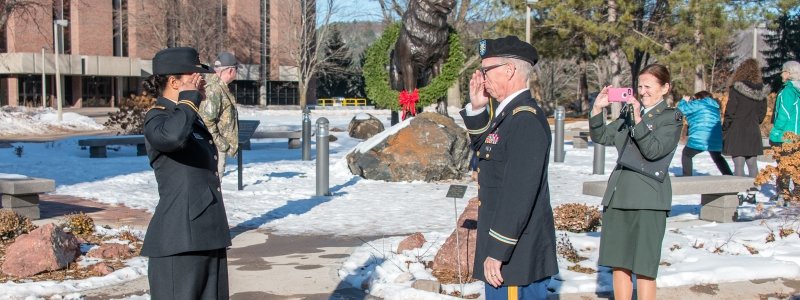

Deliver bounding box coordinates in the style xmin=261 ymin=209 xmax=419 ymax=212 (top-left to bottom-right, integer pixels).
xmin=485 ymin=133 xmax=500 ymax=144
xmin=192 ymin=132 xmax=204 ymax=140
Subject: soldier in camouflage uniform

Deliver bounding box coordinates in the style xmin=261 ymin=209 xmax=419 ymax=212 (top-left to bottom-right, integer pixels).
xmin=200 ymin=51 xmax=240 ymax=179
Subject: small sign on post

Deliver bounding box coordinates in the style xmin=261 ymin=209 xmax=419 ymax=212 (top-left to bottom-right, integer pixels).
xmin=446 ymin=184 xmax=467 ymax=295
xmin=236 ymin=120 xmax=260 ymax=191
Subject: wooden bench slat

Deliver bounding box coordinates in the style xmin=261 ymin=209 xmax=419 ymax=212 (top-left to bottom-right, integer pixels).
xmin=78 ymin=135 xmax=145 ymax=147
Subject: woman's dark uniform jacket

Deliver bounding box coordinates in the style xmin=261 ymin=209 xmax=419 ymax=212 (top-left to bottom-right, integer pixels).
xmin=460 ymin=92 xmax=558 ymax=286
xmin=141 ymin=91 xmax=232 ymax=257
xmin=589 ymin=100 xmax=683 ymax=210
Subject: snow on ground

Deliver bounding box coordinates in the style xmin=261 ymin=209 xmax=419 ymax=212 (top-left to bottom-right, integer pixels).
xmin=0 ymin=106 xmax=104 ymax=136
xmin=0 ymin=104 xmax=794 ymax=298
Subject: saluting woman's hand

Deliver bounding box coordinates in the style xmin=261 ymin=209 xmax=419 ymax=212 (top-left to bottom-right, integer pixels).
xmin=177 ymin=73 xmax=203 ymax=93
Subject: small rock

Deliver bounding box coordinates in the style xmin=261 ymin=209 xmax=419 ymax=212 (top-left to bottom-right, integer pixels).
xmin=89 ymin=262 xmax=114 ymax=276
xmin=1 ymin=224 xmax=80 ymax=277
xmin=394 ymin=272 xmax=414 ymax=283
xmin=348 ymin=113 xmax=385 ymax=139
xmin=411 ymin=279 xmax=442 ymax=293
xmin=87 ymin=243 xmax=133 ymax=260
xmin=397 ymin=232 xmax=427 ymax=253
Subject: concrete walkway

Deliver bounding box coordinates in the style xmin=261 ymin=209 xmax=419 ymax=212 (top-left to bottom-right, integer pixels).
xmin=35 ymin=194 xmax=369 ymax=299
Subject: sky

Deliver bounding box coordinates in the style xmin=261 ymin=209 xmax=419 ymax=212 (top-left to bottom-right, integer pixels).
xmin=323 ymin=0 xmax=384 ymax=23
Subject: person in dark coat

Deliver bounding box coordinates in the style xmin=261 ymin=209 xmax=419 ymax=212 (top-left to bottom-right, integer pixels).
xmin=590 ymin=64 xmax=683 ymax=300
xmin=723 ymin=58 xmax=770 ymax=177
xmin=142 ymin=47 xmax=232 ymax=300
xmin=460 ymin=36 xmax=558 ymax=299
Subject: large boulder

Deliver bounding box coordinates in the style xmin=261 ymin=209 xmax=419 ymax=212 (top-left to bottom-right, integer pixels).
xmin=2 ymin=223 xmax=80 ymax=277
xmin=432 ymin=197 xmax=479 ymax=279
xmin=348 ymin=113 xmax=385 ymax=139
xmin=347 ymin=112 xmax=470 ymax=182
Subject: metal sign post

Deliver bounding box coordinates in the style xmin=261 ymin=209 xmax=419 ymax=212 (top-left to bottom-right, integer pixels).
xmin=445 ymin=184 xmax=467 ymax=296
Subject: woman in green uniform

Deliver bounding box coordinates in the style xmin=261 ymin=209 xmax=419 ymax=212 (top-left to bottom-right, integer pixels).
xmin=589 ymin=64 xmax=683 ymax=300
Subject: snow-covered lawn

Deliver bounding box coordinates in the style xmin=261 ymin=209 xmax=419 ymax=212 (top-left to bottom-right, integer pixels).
xmin=0 ymin=105 xmax=794 ymax=299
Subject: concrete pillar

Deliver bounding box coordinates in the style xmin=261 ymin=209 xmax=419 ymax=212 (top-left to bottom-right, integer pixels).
xmin=71 ymin=76 xmax=83 ymax=108
xmin=7 ymin=76 xmax=19 ymax=107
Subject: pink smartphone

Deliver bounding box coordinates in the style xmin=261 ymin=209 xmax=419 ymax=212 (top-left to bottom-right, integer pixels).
xmin=608 ymin=87 xmax=633 ymax=102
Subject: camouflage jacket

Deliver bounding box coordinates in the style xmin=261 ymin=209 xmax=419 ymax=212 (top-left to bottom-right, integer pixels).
xmin=200 ymin=73 xmax=239 ymax=156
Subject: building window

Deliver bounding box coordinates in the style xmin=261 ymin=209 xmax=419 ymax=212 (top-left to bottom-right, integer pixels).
xmin=83 ymin=77 xmax=113 ymax=106
xmin=267 ymin=81 xmax=298 ymax=106
xmin=113 ymin=0 xmax=128 ymax=57
xmin=0 ymin=27 xmax=6 ymax=53
xmin=53 ymin=0 xmax=72 ymax=54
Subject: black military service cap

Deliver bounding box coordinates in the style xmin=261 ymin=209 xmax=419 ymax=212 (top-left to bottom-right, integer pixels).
xmin=478 ymin=36 xmax=539 ymax=66
xmin=152 ymin=47 xmax=213 ymax=75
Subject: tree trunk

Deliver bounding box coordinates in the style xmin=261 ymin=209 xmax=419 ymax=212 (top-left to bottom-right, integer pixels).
xmin=693 ymin=29 xmax=705 ymax=92
xmin=578 ymin=54 xmax=589 ymax=114
xmin=608 ymin=0 xmax=623 ymax=118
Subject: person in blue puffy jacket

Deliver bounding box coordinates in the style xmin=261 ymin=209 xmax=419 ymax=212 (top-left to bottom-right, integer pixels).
xmin=677 ymin=91 xmax=733 ymax=176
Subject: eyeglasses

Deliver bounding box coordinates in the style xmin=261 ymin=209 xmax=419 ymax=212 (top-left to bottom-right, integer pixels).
xmin=480 ymin=63 xmax=508 ymax=78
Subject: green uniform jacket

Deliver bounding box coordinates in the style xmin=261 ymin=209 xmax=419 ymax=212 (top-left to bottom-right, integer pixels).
xmin=200 ymin=74 xmax=239 ymax=157
xmin=589 ymin=101 xmax=683 ymax=211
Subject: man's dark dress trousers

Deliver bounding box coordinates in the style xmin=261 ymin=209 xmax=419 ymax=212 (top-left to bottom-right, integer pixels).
xmin=143 ymin=92 xmax=232 ymax=299
xmin=460 ymin=92 xmax=558 ymax=286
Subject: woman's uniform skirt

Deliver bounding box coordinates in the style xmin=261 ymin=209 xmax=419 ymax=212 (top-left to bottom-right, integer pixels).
xmin=148 ymin=248 xmax=229 ymax=299
xmin=598 ymin=207 xmax=668 ymax=278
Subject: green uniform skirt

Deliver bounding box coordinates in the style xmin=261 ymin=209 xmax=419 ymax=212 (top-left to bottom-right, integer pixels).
xmin=598 ymin=207 xmax=668 ymax=278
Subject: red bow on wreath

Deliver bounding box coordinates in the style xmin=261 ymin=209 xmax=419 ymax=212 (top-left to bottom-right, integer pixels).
xmin=399 ymin=89 xmax=419 ymax=120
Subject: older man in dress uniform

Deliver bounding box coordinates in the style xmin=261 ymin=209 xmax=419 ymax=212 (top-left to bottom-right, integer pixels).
xmin=459 ymin=36 xmax=558 ymax=299
xmin=142 ymin=47 xmax=232 ymax=299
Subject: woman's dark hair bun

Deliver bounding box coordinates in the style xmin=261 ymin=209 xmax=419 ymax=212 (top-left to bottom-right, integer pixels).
xmin=142 ymin=75 xmax=168 ymax=96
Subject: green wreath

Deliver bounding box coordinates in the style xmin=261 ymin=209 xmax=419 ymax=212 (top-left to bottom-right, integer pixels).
xmin=364 ymin=23 xmax=465 ymax=110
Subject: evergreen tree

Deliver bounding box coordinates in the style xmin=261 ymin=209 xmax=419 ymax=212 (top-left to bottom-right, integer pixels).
xmin=762 ymin=13 xmax=800 ymax=92
xmin=317 ymin=26 xmax=360 ymax=98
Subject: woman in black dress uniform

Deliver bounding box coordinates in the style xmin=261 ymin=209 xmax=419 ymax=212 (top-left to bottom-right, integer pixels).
xmin=589 ymin=64 xmax=683 ymax=300
xmin=141 ymin=47 xmax=231 ymax=300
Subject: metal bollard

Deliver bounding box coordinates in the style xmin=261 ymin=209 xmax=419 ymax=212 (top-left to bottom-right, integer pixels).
xmin=316 ymin=117 xmax=330 ymax=196
xmin=554 ymin=106 xmax=565 ymax=163
xmin=302 ymin=107 xmax=311 ymax=161
xmin=593 ymin=110 xmax=606 ymax=175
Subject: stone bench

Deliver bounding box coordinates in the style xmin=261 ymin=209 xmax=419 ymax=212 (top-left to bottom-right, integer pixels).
xmin=572 ymin=131 xmax=590 ymax=149
xmin=582 ymin=175 xmax=756 ymax=223
xmin=78 ymin=135 xmax=145 ymax=158
xmin=251 ymin=131 xmax=302 ymax=149
xmin=0 ymin=177 xmax=56 ymax=220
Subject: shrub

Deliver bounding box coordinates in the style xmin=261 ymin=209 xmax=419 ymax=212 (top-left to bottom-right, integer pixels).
xmin=553 ymin=203 xmax=601 ymax=233
xmin=756 ymin=132 xmax=800 ymax=203
xmin=104 ymin=94 xmax=156 ymax=134
xmin=0 ymin=209 xmax=36 ymax=240
xmin=62 ymin=212 xmax=95 ymax=236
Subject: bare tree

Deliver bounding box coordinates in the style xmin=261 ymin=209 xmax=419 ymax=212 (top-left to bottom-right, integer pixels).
xmin=130 ymin=0 xmax=226 ymax=62
xmin=536 ymin=58 xmax=580 ymax=114
xmin=273 ymin=0 xmax=343 ymax=108
xmin=0 ymin=0 xmax=44 ymax=30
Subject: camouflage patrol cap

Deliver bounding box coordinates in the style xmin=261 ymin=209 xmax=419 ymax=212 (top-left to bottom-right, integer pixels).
xmin=478 ymin=36 xmax=539 ymax=66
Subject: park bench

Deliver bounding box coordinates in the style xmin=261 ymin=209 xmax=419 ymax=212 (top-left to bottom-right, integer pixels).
xmin=251 ymin=131 xmax=302 ymax=149
xmin=0 ymin=176 xmax=55 ymax=220
xmin=582 ymin=175 xmax=756 ymax=223
xmin=78 ymin=135 xmax=146 ymax=158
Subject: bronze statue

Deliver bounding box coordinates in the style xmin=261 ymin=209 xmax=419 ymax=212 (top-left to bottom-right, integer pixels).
xmin=390 ymin=0 xmax=456 ymax=120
